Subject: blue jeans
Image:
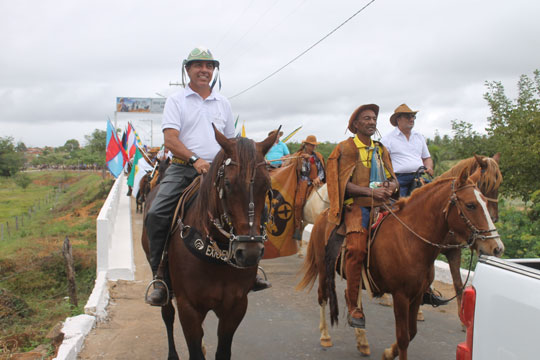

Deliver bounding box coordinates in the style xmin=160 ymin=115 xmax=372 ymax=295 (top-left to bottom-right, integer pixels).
xmin=396 ymin=173 xmax=416 ymax=197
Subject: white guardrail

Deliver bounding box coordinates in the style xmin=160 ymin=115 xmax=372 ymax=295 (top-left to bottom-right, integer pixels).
xmin=54 ymin=173 xmax=134 ymax=360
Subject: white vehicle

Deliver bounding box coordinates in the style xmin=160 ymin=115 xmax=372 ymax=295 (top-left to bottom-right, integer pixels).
xmin=457 ymin=255 xmax=540 ymax=360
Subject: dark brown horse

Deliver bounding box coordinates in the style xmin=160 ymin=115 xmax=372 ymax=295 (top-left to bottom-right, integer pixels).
xmin=142 ymin=128 xmax=276 ymax=360
xmin=137 ymin=157 xmax=170 ymax=213
xmin=297 ymin=167 xmax=504 ymax=360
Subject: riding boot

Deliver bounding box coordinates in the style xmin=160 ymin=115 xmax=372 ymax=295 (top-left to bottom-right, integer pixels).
xmin=344 ymin=231 xmax=367 ymax=328
xmin=421 ymin=286 xmax=449 ymax=307
xmin=251 ymin=274 xmax=272 ymax=292
xmin=147 ymin=278 xmax=168 ymax=306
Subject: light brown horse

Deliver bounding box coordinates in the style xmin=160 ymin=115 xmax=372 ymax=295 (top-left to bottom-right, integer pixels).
xmin=297 ymin=167 xmax=504 ymax=360
xmin=438 ymin=153 xmax=502 ymax=317
xmin=142 ymin=128 xmax=276 ymax=359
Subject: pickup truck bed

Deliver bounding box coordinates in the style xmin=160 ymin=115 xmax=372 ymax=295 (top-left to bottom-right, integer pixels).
xmin=461 ymin=256 xmax=540 ymax=359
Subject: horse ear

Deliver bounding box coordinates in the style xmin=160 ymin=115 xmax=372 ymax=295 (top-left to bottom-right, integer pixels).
xmin=212 ymin=123 xmax=235 ymax=155
xmin=468 ymin=167 xmax=482 ymax=183
xmin=456 ymin=166 xmax=469 ymax=187
xmin=474 ymin=154 xmax=488 ymax=169
xmin=258 ymin=126 xmax=281 ymax=155
xmin=492 ymin=152 xmax=501 ymax=163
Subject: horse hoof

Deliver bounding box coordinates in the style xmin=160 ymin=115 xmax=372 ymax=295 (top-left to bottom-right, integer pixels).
xmin=417 ymin=310 xmax=425 ymax=321
xmin=382 ymin=348 xmax=394 ymax=360
xmin=320 ymin=338 xmax=333 ymax=347
xmin=357 ymin=345 xmax=370 ymax=356
xmin=377 ymin=294 xmax=392 ymax=307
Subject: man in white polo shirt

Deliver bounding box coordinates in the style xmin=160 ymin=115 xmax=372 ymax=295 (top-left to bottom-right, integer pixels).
xmin=145 ymin=47 xmax=272 ymax=306
xmin=382 ymin=104 xmax=448 ymax=307
xmin=381 ymin=104 xmax=434 ymax=197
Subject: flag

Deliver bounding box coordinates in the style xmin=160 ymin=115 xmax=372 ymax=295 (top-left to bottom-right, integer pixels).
xmin=125 ymin=122 xmax=138 ymax=159
xmin=234 ymin=115 xmax=239 ymax=129
xmin=241 ymin=121 xmax=246 ymax=137
xmin=127 ymin=146 xmax=153 ymax=198
xmin=133 ymin=125 xmax=143 ymax=147
xmin=282 ymin=126 xmax=302 ymax=143
xmin=106 ymin=120 xmax=128 ymax=178
xmin=264 ymin=163 xmax=299 ymax=259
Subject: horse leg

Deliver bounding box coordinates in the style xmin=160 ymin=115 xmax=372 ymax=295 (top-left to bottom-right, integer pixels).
xmin=177 ymin=300 xmax=206 ymax=360
xmin=445 ymin=248 xmax=465 ymax=326
xmin=354 ymin=328 xmax=370 ymax=356
xmin=162 ymin=302 xmax=179 ymax=360
xmin=319 ymin=301 xmax=333 ymax=347
xmin=215 ymin=297 xmax=248 ymax=360
xmin=383 ymin=293 xmax=410 ymax=360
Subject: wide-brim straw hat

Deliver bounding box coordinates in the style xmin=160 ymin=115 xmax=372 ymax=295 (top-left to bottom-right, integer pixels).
xmin=302 ymin=135 xmax=320 ymax=145
xmin=348 ymin=104 xmax=380 ymax=133
xmin=268 ymin=130 xmax=284 ymax=137
xmin=390 ymin=103 xmax=419 ymax=126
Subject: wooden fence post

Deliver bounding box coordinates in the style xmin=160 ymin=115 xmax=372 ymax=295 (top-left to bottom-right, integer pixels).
xmin=62 ymin=236 xmax=78 ymax=307
xmin=6 ymin=221 xmax=10 ymax=236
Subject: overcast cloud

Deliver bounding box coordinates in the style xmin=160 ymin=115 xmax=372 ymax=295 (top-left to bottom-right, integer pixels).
xmin=1 ymin=0 xmax=539 ymax=147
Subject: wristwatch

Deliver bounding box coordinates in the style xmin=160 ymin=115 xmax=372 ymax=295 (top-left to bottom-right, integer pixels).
xmin=188 ymin=155 xmax=200 ymax=165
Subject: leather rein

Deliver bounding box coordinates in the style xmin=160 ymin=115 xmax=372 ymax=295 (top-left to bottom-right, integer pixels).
xmin=381 ymin=180 xmax=498 ymax=250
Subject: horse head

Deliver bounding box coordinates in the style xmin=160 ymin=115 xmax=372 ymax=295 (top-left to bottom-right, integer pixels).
xmin=208 ymin=125 xmax=277 ymax=268
xmin=473 ymin=153 xmax=502 ymax=222
xmin=445 ymin=167 xmax=504 ymax=257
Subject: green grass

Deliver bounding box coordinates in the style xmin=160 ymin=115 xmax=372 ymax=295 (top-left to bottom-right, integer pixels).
xmin=0 ymin=171 xmax=113 ymax=355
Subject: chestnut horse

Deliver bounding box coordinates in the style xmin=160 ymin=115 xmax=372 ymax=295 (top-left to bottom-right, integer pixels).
xmin=142 ymin=128 xmax=276 ymax=359
xmin=438 ymin=153 xmax=502 ymax=316
xmin=297 ymin=167 xmax=504 ymax=360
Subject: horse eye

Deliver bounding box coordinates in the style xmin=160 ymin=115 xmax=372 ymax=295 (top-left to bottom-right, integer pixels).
xmin=224 ymin=179 xmax=232 ymax=192
xmin=466 ymin=203 xmax=476 ymax=210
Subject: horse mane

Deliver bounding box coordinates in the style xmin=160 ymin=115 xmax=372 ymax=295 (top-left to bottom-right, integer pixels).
xmin=189 ymin=137 xmax=269 ymax=234
xmin=392 ymin=177 xmax=455 ymax=211
xmin=439 ymin=156 xmax=502 ymax=194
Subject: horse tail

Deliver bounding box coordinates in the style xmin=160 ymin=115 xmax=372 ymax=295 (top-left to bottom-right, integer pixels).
xmin=295 ymin=230 xmax=318 ymax=292
xmin=325 ymin=228 xmax=343 ymax=326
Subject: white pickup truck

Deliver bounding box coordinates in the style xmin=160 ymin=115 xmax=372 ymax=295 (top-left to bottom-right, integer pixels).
xmin=456 ymin=255 xmax=540 ymax=360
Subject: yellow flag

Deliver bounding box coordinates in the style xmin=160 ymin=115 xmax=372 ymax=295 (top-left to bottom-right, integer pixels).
xmin=241 ymin=122 xmax=246 ymax=137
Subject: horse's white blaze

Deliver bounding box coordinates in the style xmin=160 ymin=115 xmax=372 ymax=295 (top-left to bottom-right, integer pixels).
xmin=474 ymin=189 xmax=504 ymax=249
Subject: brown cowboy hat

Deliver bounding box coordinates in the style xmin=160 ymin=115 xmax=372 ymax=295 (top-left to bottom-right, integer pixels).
xmin=347 ymin=104 xmax=380 ymax=133
xmin=268 ymin=130 xmax=284 ymax=137
xmin=389 ymin=104 xmax=419 ymax=126
xmin=302 ymin=135 xmax=320 ymax=145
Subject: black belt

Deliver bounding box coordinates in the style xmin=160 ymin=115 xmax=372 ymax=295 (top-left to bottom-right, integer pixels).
xmin=395 ymin=172 xmax=415 ymax=176
xmin=172 ymin=157 xmax=192 ymax=166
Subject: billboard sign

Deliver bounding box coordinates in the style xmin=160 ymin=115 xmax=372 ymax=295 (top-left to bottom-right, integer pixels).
xmin=116 ymin=97 xmax=166 ymax=114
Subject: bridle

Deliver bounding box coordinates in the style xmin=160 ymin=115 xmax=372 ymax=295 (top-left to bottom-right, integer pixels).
xmin=208 ymin=156 xmax=270 ymax=268
xmin=382 ymin=180 xmax=499 ymax=250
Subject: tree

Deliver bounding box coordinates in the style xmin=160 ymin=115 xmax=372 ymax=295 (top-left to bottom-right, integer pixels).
xmin=84 ymin=129 xmax=106 ymax=153
xmin=13 ymin=172 xmax=31 ymax=189
xmin=484 ymin=70 xmax=540 ymax=201
xmin=0 ymin=137 xmax=25 ymax=176
xmin=63 ymin=139 xmax=80 ymax=152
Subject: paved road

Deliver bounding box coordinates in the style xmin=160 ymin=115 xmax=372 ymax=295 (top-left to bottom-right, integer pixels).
xmin=79 ymin=201 xmax=464 ymax=359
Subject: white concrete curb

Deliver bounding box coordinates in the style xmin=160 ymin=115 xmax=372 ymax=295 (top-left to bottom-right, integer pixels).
xmin=54 ymin=174 xmax=133 ymax=360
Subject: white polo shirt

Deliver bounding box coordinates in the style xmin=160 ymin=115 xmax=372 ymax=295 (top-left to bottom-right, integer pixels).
xmin=381 ymin=127 xmax=431 ymax=173
xmin=161 ymin=86 xmax=235 ymax=163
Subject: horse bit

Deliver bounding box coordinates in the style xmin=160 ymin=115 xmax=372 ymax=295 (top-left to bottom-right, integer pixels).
xmin=205 ymin=156 xmax=270 ymax=268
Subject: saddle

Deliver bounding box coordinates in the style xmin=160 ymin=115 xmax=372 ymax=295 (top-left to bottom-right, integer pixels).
xmin=171 ymin=176 xmax=232 ymax=265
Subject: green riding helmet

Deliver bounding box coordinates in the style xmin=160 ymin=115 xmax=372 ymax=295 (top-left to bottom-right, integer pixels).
xmin=181 ymin=46 xmax=221 ymax=90
xmin=182 ymin=47 xmax=220 ymax=68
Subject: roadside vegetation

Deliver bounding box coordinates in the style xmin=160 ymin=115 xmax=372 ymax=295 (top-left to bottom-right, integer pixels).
xmin=0 ymin=171 xmax=113 ymax=357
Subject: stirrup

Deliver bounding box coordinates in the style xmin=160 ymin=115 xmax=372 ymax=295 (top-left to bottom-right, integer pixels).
xmin=144 ymin=278 xmax=170 ymax=306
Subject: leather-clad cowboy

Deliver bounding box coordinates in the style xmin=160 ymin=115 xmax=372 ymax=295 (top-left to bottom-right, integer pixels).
xmin=326 ymin=104 xmax=398 ymax=328
xmin=290 ymin=135 xmax=326 ymax=242
xmin=145 ymin=47 xmax=270 ymax=306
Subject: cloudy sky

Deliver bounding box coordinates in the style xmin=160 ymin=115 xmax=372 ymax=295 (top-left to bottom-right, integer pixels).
xmin=1 ymin=0 xmax=539 ymax=148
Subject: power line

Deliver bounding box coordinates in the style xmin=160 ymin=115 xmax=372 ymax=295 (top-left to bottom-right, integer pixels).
xmin=228 ymin=0 xmax=376 ymax=100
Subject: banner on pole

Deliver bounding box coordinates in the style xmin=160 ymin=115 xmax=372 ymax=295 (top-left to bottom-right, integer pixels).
xmin=116 ymin=97 xmax=166 ymax=114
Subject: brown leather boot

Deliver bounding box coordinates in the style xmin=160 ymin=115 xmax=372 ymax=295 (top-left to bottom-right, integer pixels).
xmin=345 ymin=288 xmax=366 ymax=328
